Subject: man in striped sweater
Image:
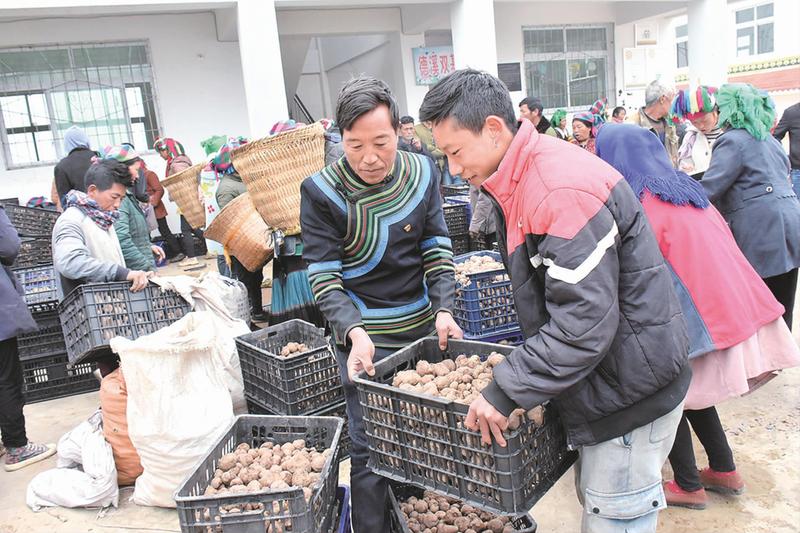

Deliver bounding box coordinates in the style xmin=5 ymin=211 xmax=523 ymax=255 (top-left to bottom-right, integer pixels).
xmin=300 ymin=76 xmax=462 ymax=533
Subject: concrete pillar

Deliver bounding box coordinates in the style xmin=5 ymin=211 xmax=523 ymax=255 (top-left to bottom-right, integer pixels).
xmin=450 ymin=0 xmax=498 ymax=76
xmin=237 ymin=0 xmax=289 ymax=138
xmin=687 ymin=0 xmax=728 ymax=87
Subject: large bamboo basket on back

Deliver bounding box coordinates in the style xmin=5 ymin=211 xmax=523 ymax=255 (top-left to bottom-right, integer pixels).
xmin=230 ymin=122 xmax=326 ymax=234
xmin=161 ymin=163 xmax=206 ymax=229
xmin=204 ymin=192 xmax=273 ymax=272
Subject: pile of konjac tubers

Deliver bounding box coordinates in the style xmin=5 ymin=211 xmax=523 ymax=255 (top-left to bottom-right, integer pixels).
xmin=204 ymin=441 xmax=331 ymax=507
xmin=392 ymin=353 xmax=544 ymax=430
xmin=399 ymin=491 xmax=519 ymax=533
xmin=455 ymin=255 xmax=505 ymax=287
xmin=279 ymin=342 xmax=309 ymax=357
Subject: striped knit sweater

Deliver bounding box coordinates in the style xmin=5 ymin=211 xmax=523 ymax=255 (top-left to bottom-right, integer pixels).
xmin=300 ymin=151 xmax=455 ymax=348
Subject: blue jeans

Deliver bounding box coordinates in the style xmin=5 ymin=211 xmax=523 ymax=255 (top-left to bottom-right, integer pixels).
xmin=791 ymin=168 xmax=800 ymax=198
xmin=574 ymin=402 xmax=683 ymax=533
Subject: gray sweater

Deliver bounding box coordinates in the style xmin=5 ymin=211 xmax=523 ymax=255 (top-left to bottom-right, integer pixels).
xmin=52 ymin=207 xmax=130 ymax=299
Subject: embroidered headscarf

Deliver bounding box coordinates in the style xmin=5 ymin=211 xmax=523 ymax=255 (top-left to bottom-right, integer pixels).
xmin=153 ymin=137 xmax=186 ymax=165
xmin=715 ymin=83 xmax=776 ymax=141
xmin=210 ymin=136 xmax=249 ymax=176
xmin=596 ymin=123 xmax=709 ymax=209
xmin=64 ymin=189 xmax=120 ymax=230
xmin=670 ymin=86 xmax=718 ymax=124
xmin=590 ymin=97 xmax=608 ymax=123
xmin=269 ymin=120 xmax=305 ymax=136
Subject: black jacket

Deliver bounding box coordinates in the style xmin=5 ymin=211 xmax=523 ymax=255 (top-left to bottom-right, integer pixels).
xmin=480 ymin=122 xmax=690 ymax=448
xmin=54 ymin=148 xmax=95 ymax=202
xmin=774 ymin=102 xmax=800 ymax=170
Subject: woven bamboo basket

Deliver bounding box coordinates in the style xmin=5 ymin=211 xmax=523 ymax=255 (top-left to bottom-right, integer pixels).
xmin=204 ymin=193 xmax=273 ymax=272
xmin=230 ymin=122 xmax=326 ymax=234
xmin=161 ymin=163 xmax=206 ymax=229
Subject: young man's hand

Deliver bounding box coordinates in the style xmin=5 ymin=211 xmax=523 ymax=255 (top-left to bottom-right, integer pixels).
xmin=465 ymin=393 xmax=509 ymax=447
xmin=435 ymin=311 xmax=463 ymax=350
xmin=347 ymin=327 xmax=375 ymax=381
xmin=126 ymin=270 xmax=152 ymax=292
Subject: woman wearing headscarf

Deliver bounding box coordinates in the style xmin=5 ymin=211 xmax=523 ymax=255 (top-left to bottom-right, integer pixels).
xmin=699 ymin=84 xmax=800 ymax=327
xmin=54 ymin=126 xmax=96 ymax=204
xmin=101 ymin=145 xmax=164 ymax=271
xmin=550 ymin=109 xmax=570 ymax=141
xmin=596 ymin=123 xmax=800 ymax=510
xmin=671 ymin=86 xmax=724 ymax=177
xmin=570 ymin=111 xmax=599 ymax=154
xmin=153 ymin=137 xmax=203 ymax=263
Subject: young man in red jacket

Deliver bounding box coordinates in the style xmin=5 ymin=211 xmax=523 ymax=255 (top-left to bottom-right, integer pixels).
xmin=420 ymin=69 xmax=690 ymax=533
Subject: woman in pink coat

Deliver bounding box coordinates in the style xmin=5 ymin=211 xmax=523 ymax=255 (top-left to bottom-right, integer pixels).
xmin=596 ymin=123 xmax=800 ymax=510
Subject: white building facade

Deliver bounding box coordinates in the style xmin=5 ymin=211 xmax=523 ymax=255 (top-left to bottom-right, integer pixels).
xmin=0 ymin=0 xmax=797 ymax=209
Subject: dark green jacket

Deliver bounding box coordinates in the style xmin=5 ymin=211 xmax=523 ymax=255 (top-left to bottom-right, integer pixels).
xmin=117 ymin=193 xmax=156 ymax=271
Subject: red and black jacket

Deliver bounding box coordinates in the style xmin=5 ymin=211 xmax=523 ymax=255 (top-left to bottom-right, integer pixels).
xmin=481 ymin=121 xmax=691 ymax=448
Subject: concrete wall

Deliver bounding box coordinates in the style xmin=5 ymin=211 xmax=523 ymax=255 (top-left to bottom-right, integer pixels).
xmin=0 ymin=11 xmax=249 ymax=223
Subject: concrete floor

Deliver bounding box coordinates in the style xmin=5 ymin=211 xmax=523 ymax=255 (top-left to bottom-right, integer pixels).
xmin=0 ymin=261 xmax=797 ymax=533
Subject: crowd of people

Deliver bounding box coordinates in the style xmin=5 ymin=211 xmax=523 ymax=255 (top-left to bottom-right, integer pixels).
xmin=0 ymin=65 xmax=798 ymax=533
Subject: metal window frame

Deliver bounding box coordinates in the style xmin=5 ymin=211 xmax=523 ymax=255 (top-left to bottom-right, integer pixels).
xmin=521 ymin=23 xmax=615 ymax=113
xmin=0 ymin=39 xmax=161 ymax=170
xmin=734 ymin=1 xmax=774 ymax=58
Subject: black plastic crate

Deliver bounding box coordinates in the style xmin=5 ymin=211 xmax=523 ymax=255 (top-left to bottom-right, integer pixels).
xmin=442 ymin=184 xmax=469 ymax=197
xmin=58 ymin=281 xmax=192 ymax=365
xmin=18 ymin=303 xmax=66 ymax=360
xmin=452 ymin=235 xmax=470 ymax=256
xmin=388 ymin=486 xmax=537 ymax=533
xmin=236 ymin=320 xmax=344 ymax=415
xmin=0 ymin=197 xmax=19 ymax=207
xmin=21 ymin=352 xmax=99 ymax=403
xmin=174 ymin=415 xmax=343 ymax=533
xmin=247 ymin=400 xmax=350 ymax=461
xmin=443 ymin=202 xmax=469 ymax=238
xmin=469 ymin=232 xmax=496 ymax=252
xmin=4 ymin=204 xmax=59 ymax=237
xmin=15 ymin=236 xmax=52 ymax=268
xmin=353 ymin=337 xmax=576 ymax=515
xmin=453 ymin=251 xmax=519 ymax=337
xmin=14 ymin=264 xmax=57 ymax=305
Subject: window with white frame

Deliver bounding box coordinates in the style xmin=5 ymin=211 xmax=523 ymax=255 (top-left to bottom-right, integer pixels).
xmin=675 ymin=24 xmax=689 ymax=69
xmin=522 ymin=25 xmax=613 ymax=111
xmin=734 ymin=2 xmax=774 ymax=57
xmin=0 ymin=42 xmax=160 ymax=169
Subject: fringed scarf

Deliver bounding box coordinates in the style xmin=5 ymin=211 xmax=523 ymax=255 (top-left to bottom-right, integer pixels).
xmin=716 ymin=83 xmax=776 ymax=141
xmin=596 ymin=124 xmax=709 ymax=209
xmin=64 ymin=190 xmax=120 ymax=230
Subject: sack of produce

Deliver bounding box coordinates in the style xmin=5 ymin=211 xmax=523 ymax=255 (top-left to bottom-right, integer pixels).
xmin=100 ymin=368 xmax=143 ymax=486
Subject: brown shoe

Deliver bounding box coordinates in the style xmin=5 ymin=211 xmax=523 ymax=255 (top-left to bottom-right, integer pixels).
xmin=664 ymin=480 xmax=708 ymax=510
xmin=700 ymin=468 xmax=745 ymax=495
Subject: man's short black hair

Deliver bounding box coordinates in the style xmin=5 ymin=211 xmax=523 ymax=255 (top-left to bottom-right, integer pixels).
xmin=84 ymin=160 xmax=132 ymax=191
xmin=519 ymin=97 xmax=543 ymax=113
xmin=336 ymin=76 xmax=400 ymax=132
xmin=399 ymin=115 xmax=415 ymax=125
xmin=612 ymin=106 xmax=626 ymax=118
xmin=419 ymin=69 xmax=518 ymax=135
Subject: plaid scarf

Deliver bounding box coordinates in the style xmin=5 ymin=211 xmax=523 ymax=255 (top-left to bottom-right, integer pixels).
xmin=65 ymin=190 xmax=119 ymax=230
xmin=153 ymin=137 xmax=186 ymax=171
xmin=99 ymin=144 xmax=139 ymax=163
xmin=211 ymin=137 xmax=248 ymax=176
